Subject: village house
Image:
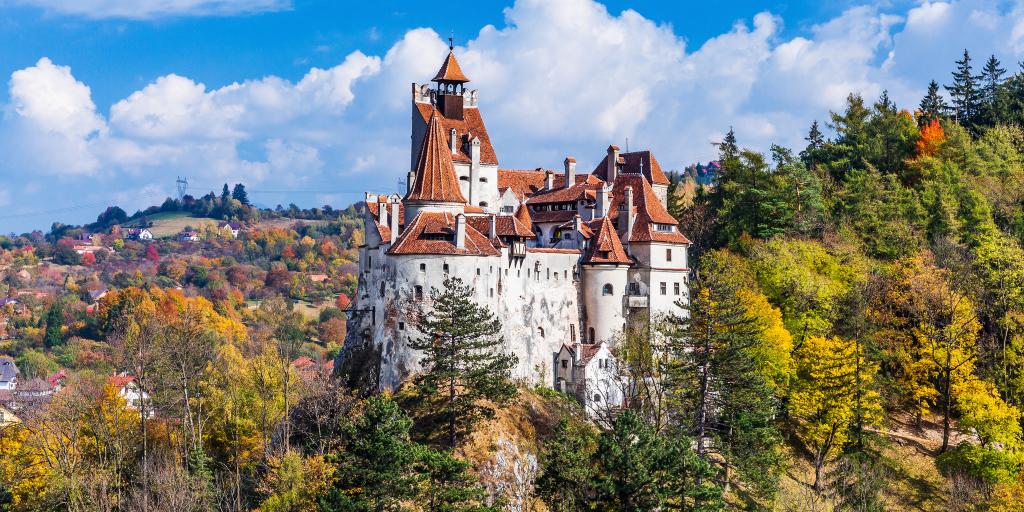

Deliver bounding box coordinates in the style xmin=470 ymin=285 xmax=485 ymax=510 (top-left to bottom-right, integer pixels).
xmin=0 ymin=404 xmax=20 ymax=427
xmin=124 ymin=227 xmax=154 ymax=240
xmin=341 ymin=47 xmax=690 ymax=413
xmin=177 ymin=230 xmax=201 ymax=242
xmin=0 ymin=356 xmax=18 ymax=391
xmin=110 ymin=375 xmax=151 ymax=415
xmin=217 ymin=221 xmax=242 ymax=238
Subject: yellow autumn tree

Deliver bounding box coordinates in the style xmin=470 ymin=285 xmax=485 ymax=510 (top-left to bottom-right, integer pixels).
xmin=738 ymin=289 xmax=794 ymax=396
xmin=954 ymin=377 xmax=1023 ymax=449
xmin=790 ymin=335 xmax=883 ymax=490
xmin=0 ymin=424 xmax=51 ymax=509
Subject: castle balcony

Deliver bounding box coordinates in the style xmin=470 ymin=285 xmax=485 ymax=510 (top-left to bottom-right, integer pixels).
xmin=626 ymin=295 xmax=649 ymax=308
xmin=510 ymin=240 xmax=527 ymax=258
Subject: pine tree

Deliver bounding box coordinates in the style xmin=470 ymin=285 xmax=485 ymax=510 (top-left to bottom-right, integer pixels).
xmin=43 ymin=300 xmax=64 ymax=348
xmin=231 ymin=183 xmax=250 ymax=205
xmin=416 ymin=447 xmax=494 ymax=512
xmin=719 ymin=127 xmax=739 ymax=162
xmin=220 ymin=184 xmax=230 ymax=201
xmin=945 ymin=49 xmax=983 ymax=129
xmin=320 ymin=395 xmax=420 ymax=510
xmin=982 ymin=54 xmax=1007 ymax=126
xmin=919 ymin=80 xmax=948 ymax=126
xmin=663 ymin=268 xmax=783 ymax=501
xmin=536 ymin=419 xmax=599 ymax=511
xmin=410 ymin=276 xmax=518 ymax=448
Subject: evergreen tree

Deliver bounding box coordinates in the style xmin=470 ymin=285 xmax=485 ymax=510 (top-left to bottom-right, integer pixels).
xmin=231 ymin=183 xmax=250 ymax=205
xmin=945 ymin=49 xmax=983 ymax=130
xmin=827 ymin=93 xmax=872 ymax=180
xmin=981 ymin=54 xmax=1007 ymax=126
xmin=321 ymin=396 xmax=420 ymax=511
xmin=919 ymin=80 xmax=948 ymax=126
xmin=416 ymin=447 xmax=494 ymax=512
xmin=221 ymin=184 xmax=231 ymax=202
xmin=719 ymin=127 xmax=739 ymax=162
xmin=536 ymin=419 xmax=599 ymax=511
xmin=410 ymin=276 xmax=518 ymax=448
xmin=801 ymin=120 xmax=825 ymax=170
xmin=43 ymin=299 xmax=64 ymax=348
xmin=663 ymin=266 xmax=783 ymax=501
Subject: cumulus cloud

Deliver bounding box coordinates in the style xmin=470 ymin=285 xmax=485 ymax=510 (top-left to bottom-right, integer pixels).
xmin=7 ymin=0 xmax=290 ymax=19
xmin=3 ymin=0 xmax=1024 ymax=232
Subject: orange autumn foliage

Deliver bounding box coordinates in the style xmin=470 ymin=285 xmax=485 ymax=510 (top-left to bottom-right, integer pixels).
xmin=916 ymin=119 xmax=944 ymax=157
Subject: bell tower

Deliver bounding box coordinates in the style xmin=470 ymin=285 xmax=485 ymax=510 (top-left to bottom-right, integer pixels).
xmin=431 ymin=38 xmax=470 ymax=120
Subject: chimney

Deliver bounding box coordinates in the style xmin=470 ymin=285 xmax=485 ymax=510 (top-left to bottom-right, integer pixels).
xmin=469 ymin=137 xmax=481 ymax=205
xmin=455 ymin=214 xmax=466 ymax=248
xmin=390 ymin=197 xmax=400 ymax=243
xmin=596 ymin=183 xmax=612 ymax=218
xmin=450 ymin=128 xmax=458 ymax=155
xmin=378 ymin=198 xmax=389 ymax=227
xmin=489 ymin=214 xmax=497 ymax=238
xmin=606 ymin=145 xmax=620 ymax=183
xmin=471 ymin=136 xmax=481 ymax=165
xmin=625 ymin=186 xmax=636 ymax=239
xmin=573 ymin=214 xmax=583 ymax=245
xmin=563 ymin=156 xmax=576 ymax=189
xmin=406 ymin=170 xmax=415 ymax=194
xmin=545 ymin=170 xmax=554 ymax=190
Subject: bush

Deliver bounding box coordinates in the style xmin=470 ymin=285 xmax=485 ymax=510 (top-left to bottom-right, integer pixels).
xmin=937 ymin=443 xmax=1023 ymax=485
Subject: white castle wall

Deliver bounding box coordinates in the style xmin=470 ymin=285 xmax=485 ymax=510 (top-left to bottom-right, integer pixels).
xmin=349 ymin=246 xmax=584 ymax=390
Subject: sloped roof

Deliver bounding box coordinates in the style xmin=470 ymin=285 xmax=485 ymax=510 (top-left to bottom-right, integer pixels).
xmin=583 ymin=217 xmax=631 ymax=265
xmin=0 ymin=357 xmax=18 ymax=383
xmin=388 ymin=212 xmax=501 ymax=257
xmin=414 ymin=103 xmax=498 ymax=165
xmin=608 ymin=175 xmax=690 ymax=244
xmin=591 ymin=149 xmax=670 ymax=185
xmin=465 ymin=215 xmax=536 ymax=239
xmin=577 ymin=343 xmax=604 ymax=366
xmin=365 ymin=198 xmax=405 ymax=241
xmin=498 ymin=169 xmax=600 ymax=201
xmin=514 ymin=203 xmax=533 ymax=227
xmin=526 ymin=175 xmax=604 ymax=205
xmin=406 ymin=111 xmax=468 ymax=204
xmin=432 ymin=50 xmax=470 ymax=83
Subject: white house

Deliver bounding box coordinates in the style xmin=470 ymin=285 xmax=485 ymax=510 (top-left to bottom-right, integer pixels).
xmin=217 ymin=221 xmax=242 ymax=238
xmin=125 ymin=228 xmax=154 ymax=241
xmin=339 ymin=47 xmax=691 ymax=408
xmin=555 ymin=343 xmax=625 ymax=416
xmin=0 ymin=357 xmax=18 ymax=391
xmin=110 ymin=375 xmax=152 ymax=416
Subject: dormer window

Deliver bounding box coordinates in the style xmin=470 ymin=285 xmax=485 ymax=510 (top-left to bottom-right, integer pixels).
xmin=459 ymin=176 xmax=470 ymax=182
xmin=655 ymin=223 xmax=675 ymax=232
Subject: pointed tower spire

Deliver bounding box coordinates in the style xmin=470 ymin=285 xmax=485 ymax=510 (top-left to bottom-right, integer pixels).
xmin=405 ymin=110 xmax=467 ymax=204
xmin=583 ymin=217 xmax=631 ymax=264
xmin=432 ymin=50 xmax=470 ymax=83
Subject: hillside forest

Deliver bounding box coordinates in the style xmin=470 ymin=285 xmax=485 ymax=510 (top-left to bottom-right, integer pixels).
xmin=1 ymin=49 xmax=1024 ymax=511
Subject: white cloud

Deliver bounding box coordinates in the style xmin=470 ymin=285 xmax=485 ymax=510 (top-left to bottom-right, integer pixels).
xmin=4 ymin=0 xmax=1024 ymax=233
xmin=7 ymin=0 xmax=290 ymax=19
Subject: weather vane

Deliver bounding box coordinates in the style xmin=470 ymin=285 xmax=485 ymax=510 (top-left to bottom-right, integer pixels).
xmin=449 ymin=30 xmax=454 ymax=50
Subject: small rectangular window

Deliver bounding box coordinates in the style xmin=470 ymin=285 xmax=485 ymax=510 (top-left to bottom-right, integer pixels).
xmin=666 ymin=249 xmax=672 ymax=261
xmin=419 ymin=263 xmax=426 ymax=272
xmin=660 ymin=282 xmax=667 ymax=295
xmin=561 ymin=359 xmax=568 ymax=369
xmin=399 ymin=322 xmax=405 ymax=330
xmin=674 ymin=282 xmax=680 ymax=295
xmin=476 ymin=268 xmax=481 ymax=276
xmin=414 ymin=286 xmax=423 ymax=301
xmin=443 ymin=263 xmax=450 ymax=274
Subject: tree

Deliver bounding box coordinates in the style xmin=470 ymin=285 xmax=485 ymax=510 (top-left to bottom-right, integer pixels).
xmin=982 ymin=54 xmax=1007 ymax=126
xmin=789 ymin=336 xmax=883 ymax=490
xmin=536 ymin=419 xmax=599 ymax=511
xmin=221 ymin=184 xmax=230 ymax=202
xmin=663 ymin=263 xmax=783 ymax=500
xmin=144 ymin=244 xmax=160 ymax=263
xmin=43 ymin=299 xmax=64 ymax=348
xmin=231 ymin=183 xmax=250 ymax=206
xmin=321 ymin=395 xmax=420 ymax=511
xmin=919 ymin=80 xmax=948 ymax=126
xmin=946 ymin=49 xmax=983 ymax=130
xmin=409 ymin=276 xmax=517 ymax=448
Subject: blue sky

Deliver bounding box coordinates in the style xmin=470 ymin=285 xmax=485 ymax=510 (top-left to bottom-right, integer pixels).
xmin=0 ymin=0 xmax=1021 ymax=233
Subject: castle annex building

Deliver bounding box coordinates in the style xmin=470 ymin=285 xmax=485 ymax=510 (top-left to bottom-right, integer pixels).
xmin=344 ymin=49 xmax=691 ymax=399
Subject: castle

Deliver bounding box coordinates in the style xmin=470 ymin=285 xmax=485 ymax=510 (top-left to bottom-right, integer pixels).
xmin=342 ymin=48 xmax=691 ymax=406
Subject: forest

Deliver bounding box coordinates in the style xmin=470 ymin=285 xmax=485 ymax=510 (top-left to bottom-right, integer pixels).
xmin=2 ymin=49 xmax=1024 ymax=511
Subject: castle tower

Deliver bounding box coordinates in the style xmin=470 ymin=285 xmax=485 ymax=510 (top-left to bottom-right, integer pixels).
xmin=403 ymin=110 xmax=467 ymax=221
xmin=411 ymin=48 xmax=500 ymax=213
xmin=582 ymin=217 xmax=631 ymax=344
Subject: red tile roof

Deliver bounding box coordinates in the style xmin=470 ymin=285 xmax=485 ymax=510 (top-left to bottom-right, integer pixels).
xmin=514 ymin=203 xmax=533 ymax=227
xmin=465 ymin=215 xmax=535 ymax=239
xmin=531 ymin=210 xmax=577 ymax=224
xmin=607 ymin=175 xmax=690 ymax=244
xmin=364 ymin=198 xmax=405 ymax=241
xmin=576 ymin=343 xmax=603 ymax=366
xmin=583 ymin=217 xmax=631 ymax=264
xmin=591 ymin=150 xmax=670 ymax=185
xmin=415 ymin=103 xmax=498 ymax=165
xmin=406 ymin=111 xmax=468 ymax=204
xmin=527 ymin=247 xmax=580 ymax=255
xmin=388 ymin=212 xmax=501 ymax=256
xmin=498 ymin=169 xmax=599 ymax=201
xmin=526 ymin=177 xmax=604 ymax=205
xmin=432 ymin=50 xmax=470 ymax=83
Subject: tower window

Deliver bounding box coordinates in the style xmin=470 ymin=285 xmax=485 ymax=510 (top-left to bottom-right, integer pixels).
xmin=666 ymin=248 xmax=672 ymax=261
xmin=443 ymin=263 xmax=450 ymax=274
xmin=419 ymin=263 xmax=426 ymax=272
xmin=589 ymin=327 xmax=595 ymax=342
xmin=660 ymin=282 xmax=667 ymax=295
xmin=479 ymin=177 xmax=488 ymax=182
xmin=674 ymin=282 xmax=680 ymax=295
xmin=414 ymin=286 xmax=423 ymax=301
xmin=399 ymin=322 xmax=405 ymax=331
xmin=602 ymin=284 xmax=613 ymax=296
xmin=459 ymin=176 xmax=470 ymax=182
xmin=538 ymin=327 xmax=545 ymax=338
xmin=479 ymin=201 xmax=488 ymax=207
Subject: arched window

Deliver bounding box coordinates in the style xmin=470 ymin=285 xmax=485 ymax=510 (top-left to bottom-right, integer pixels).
xmin=479 ymin=201 xmax=488 ymax=207
xmin=414 ymin=285 xmax=423 ymax=301
xmin=602 ymin=284 xmax=613 ymax=296
xmin=593 ymin=393 xmax=602 ymax=403
xmin=538 ymin=326 xmax=545 ymax=338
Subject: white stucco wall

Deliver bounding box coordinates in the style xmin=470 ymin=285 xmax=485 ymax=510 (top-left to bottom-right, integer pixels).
xmin=582 ymin=265 xmax=628 ymax=344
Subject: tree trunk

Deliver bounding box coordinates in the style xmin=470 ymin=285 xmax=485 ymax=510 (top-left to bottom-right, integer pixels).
xmin=941 ymin=362 xmax=951 ymax=453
